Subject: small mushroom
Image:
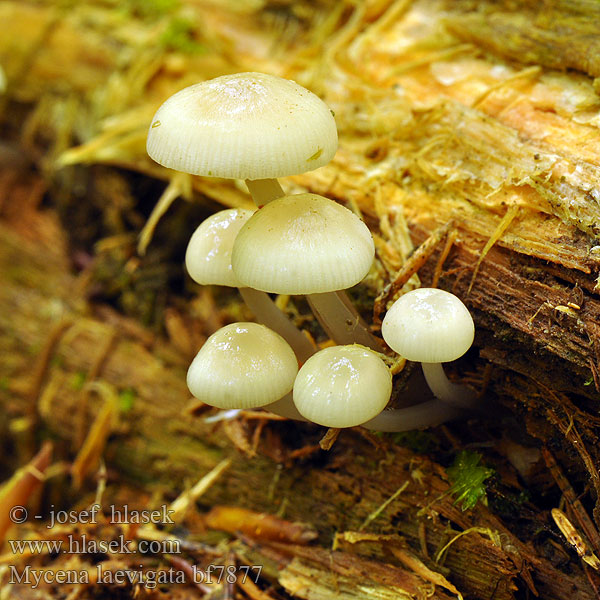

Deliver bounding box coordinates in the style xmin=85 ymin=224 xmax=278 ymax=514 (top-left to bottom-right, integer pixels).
xmin=146 ymin=72 xmax=337 ymax=208
xmin=231 ymin=193 xmax=382 ymax=350
xmin=185 ymin=208 xmax=315 ymax=361
xmin=292 ymin=345 xmax=392 ymax=428
xmin=381 ymin=288 xmax=476 ymax=409
xmin=185 ymin=208 xmax=254 ymax=288
xmin=187 ymin=322 xmax=298 ymax=409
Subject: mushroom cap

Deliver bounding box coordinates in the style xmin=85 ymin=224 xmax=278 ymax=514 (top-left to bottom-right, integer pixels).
xmin=146 ymin=72 xmax=338 ymax=179
xmin=185 ymin=208 xmax=254 ymax=287
xmin=293 ymin=344 xmax=392 ymax=427
xmin=231 ymin=193 xmax=375 ymax=294
xmin=381 ymin=288 xmax=474 ymax=363
xmin=187 ymin=322 xmax=298 ymax=409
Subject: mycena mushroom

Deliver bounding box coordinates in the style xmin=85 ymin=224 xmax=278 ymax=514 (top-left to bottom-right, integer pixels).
xmin=187 ymin=322 xmax=298 ymax=410
xmin=231 ymin=193 xmax=383 ymax=351
xmin=292 ymin=345 xmax=392 ymax=427
xmin=185 ymin=208 xmax=254 ymax=288
xmin=147 ymin=72 xmax=378 ymax=351
xmin=290 ymin=343 xmax=462 ymax=432
xmin=146 ymin=72 xmax=338 ymax=208
xmin=381 ymin=288 xmax=477 ymax=409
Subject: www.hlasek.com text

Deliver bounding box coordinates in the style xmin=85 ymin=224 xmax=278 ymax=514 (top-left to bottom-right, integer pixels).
xmin=9 ymin=533 xmax=180 ymax=556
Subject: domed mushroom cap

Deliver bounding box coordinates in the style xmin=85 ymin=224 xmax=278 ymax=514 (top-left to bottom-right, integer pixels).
xmin=147 ymin=72 xmax=337 ymax=180
xmin=293 ymin=345 xmax=392 ymax=428
xmin=381 ymin=288 xmax=474 ymax=363
xmin=231 ymin=193 xmax=374 ymax=294
xmin=185 ymin=208 xmax=254 ymax=287
xmin=187 ymin=322 xmax=298 ymax=409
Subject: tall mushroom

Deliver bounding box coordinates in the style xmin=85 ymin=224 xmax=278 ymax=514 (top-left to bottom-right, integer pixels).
xmin=231 ymin=193 xmax=383 ymax=350
xmin=146 ymin=72 xmax=372 ymax=352
xmin=146 ymin=72 xmax=337 ymax=208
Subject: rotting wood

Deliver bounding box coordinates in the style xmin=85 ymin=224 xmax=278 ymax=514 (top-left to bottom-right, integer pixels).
xmin=2 ymin=0 xmax=600 ymax=598
xmin=0 ymin=219 xmax=596 ymax=599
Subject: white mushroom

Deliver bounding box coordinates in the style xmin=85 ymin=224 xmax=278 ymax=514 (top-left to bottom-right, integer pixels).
xmin=381 ymin=288 xmax=476 ymax=409
xmin=187 ymin=322 xmax=298 ymax=409
xmin=293 ymin=345 xmax=392 ymax=428
xmin=146 ymin=72 xmax=337 ymax=207
xmin=231 ymin=193 xmax=382 ymax=350
xmin=185 ymin=208 xmax=254 ymax=287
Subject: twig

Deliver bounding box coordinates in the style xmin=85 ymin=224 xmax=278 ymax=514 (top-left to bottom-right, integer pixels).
xmin=472 ymin=65 xmax=542 ymax=109
xmin=169 ymin=458 xmax=233 ymax=522
xmin=75 ymin=329 xmax=118 ymax=449
xmin=467 ymin=205 xmax=519 ymax=295
xmin=319 ymin=428 xmax=341 ymax=451
xmin=71 ymin=381 xmax=118 ymax=489
xmin=27 ymin=319 xmax=73 ymax=410
xmin=374 ymin=221 xmax=453 ymax=322
xmin=431 ymin=228 xmax=457 ymax=288
xmin=359 ymin=480 xmax=409 ymax=531
xmin=543 ymin=448 xmax=600 ymax=557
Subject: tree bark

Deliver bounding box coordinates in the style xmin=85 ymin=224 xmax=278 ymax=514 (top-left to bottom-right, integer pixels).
xmin=2 ymin=1 xmax=600 ymax=598
xmin=0 ymin=211 xmax=595 ymax=598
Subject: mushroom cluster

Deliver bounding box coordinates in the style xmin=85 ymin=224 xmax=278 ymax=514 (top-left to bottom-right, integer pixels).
xmin=147 ymin=72 xmax=477 ymax=432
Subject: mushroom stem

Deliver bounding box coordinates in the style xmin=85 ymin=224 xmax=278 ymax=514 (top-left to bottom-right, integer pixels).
xmin=245 ymin=178 xmax=285 ymax=207
xmin=361 ymin=399 xmax=463 ymax=432
xmin=264 ymin=395 xmax=463 ymax=431
xmin=307 ymin=291 xmax=383 ymax=351
xmin=238 ymin=287 xmax=316 ymax=363
xmin=421 ymin=362 xmax=478 ymax=409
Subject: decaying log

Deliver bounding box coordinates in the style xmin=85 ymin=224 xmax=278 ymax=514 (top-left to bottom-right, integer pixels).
xmin=0 ymin=206 xmax=595 ymax=598
xmin=2 ymin=0 xmax=600 ymax=598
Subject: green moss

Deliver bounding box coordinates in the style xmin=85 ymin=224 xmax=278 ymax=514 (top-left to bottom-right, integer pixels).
xmin=447 ymin=450 xmax=494 ymax=511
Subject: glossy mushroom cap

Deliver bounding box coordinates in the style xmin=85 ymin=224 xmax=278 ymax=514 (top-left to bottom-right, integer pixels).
xmin=185 ymin=208 xmax=254 ymax=287
xmin=381 ymin=288 xmax=474 ymax=363
xmin=231 ymin=193 xmax=374 ymax=294
xmin=146 ymin=72 xmax=337 ymax=180
xmin=187 ymin=322 xmax=298 ymax=409
xmin=293 ymin=345 xmax=392 ymax=427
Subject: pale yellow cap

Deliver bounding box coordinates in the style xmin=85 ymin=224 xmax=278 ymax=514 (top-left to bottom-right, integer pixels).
xmin=147 ymin=72 xmax=337 ymax=179
xmin=381 ymin=288 xmax=474 ymax=363
xmin=185 ymin=208 xmax=254 ymax=287
xmin=231 ymin=193 xmax=374 ymax=294
xmin=187 ymin=322 xmax=298 ymax=409
xmin=293 ymin=345 xmax=392 ymax=427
